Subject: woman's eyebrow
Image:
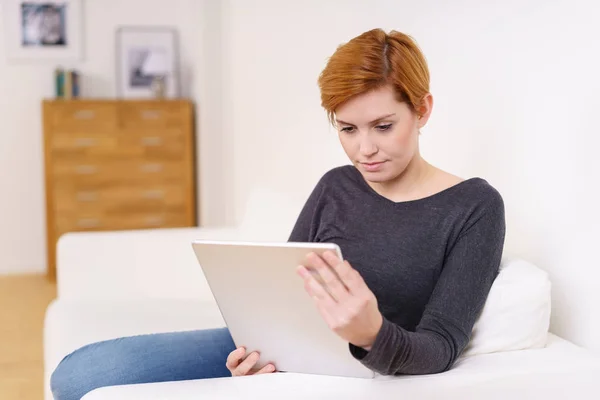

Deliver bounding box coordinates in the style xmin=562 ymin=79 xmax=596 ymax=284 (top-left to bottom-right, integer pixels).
xmin=336 ymin=113 xmax=396 ymax=126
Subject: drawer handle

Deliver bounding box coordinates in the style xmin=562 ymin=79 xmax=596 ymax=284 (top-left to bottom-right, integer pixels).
xmin=141 ymin=137 xmax=163 ymax=147
xmin=77 ymin=218 xmax=101 ymax=228
xmin=142 ymin=189 xmax=165 ymax=199
xmin=140 ymin=163 xmax=163 ymax=173
xmin=141 ymin=110 xmax=161 ymax=120
xmin=76 ymin=192 xmax=99 ymax=202
xmin=74 ymin=138 xmax=97 ymax=147
xmin=73 ymin=110 xmax=96 ymax=120
xmin=144 ymin=216 xmax=165 ymax=226
xmin=75 ymin=165 xmax=98 ymax=174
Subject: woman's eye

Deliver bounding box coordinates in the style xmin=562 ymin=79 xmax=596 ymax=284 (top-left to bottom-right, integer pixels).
xmin=376 ymin=124 xmax=392 ymax=131
xmin=340 ymin=126 xmax=355 ymax=133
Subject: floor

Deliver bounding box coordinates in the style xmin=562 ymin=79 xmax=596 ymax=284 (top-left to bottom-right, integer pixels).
xmin=0 ymin=274 xmax=56 ymax=400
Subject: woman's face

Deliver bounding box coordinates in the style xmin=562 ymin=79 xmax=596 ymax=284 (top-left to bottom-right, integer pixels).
xmin=334 ymin=84 xmax=432 ymax=185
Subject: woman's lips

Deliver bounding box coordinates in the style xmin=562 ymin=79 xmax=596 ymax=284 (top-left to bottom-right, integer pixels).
xmin=361 ymin=161 xmax=386 ymax=172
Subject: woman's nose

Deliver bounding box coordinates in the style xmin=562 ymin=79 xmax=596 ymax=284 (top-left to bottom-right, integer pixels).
xmin=359 ymin=137 xmax=378 ymax=156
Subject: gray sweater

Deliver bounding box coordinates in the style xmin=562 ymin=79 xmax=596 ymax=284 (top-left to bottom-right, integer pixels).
xmin=288 ymin=165 xmax=506 ymax=375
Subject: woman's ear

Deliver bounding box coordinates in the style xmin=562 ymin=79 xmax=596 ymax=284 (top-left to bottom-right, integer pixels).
xmin=417 ymin=93 xmax=433 ymax=128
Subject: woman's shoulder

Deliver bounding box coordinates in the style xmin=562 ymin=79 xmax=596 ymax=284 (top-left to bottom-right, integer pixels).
xmin=444 ymin=176 xmax=505 ymax=221
xmin=420 ymin=167 xmax=504 ymax=217
xmin=455 ymin=177 xmax=503 ymax=206
xmin=315 ymin=164 xmax=361 ymax=187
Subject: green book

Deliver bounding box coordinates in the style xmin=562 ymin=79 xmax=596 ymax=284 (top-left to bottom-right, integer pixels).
xmin=55 ymin=68 xmax=65 ymax=98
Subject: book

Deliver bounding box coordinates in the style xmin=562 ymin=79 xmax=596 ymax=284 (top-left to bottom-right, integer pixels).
xmin=55 ymin=69 xmax=81 ymax=99
xmin=72 ymin=70 xmax=80 ymax=98
xmin=64 ymin=71 xmax=73 ymax=100
xmin=55 ymin=68 xmax=65 ymax=98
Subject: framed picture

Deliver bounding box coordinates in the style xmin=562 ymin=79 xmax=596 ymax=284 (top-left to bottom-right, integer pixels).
xmin=2 ymin=0 xmax=83 ymax=61
xmin=116 ymin=27 xmax=180 ymax=99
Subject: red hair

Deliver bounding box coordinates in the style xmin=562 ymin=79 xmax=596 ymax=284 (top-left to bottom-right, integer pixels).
xmin=318 ymin=29 xmax=430 ymax=125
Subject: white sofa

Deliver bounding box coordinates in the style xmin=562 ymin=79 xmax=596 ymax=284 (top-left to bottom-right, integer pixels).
xmin=44 ymin=191 xmax=600 ymax=400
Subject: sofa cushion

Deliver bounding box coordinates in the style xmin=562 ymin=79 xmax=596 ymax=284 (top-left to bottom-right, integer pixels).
xmin=81 ymin=334 xmax=600 ymax=400
xmin=238 ymin=186 xmax=306 ymax=241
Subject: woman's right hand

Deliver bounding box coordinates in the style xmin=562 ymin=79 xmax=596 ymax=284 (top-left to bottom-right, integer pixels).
xmin=226 ymin=346 xmax=276 ymax=376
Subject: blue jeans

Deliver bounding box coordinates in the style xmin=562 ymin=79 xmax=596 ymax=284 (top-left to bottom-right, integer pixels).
xmin=50 ymin=327 xmax=236 ymax=400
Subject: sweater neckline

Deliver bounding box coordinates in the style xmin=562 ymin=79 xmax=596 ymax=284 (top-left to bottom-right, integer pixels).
xmin=348 ymin=165 xmax=482 ymax=206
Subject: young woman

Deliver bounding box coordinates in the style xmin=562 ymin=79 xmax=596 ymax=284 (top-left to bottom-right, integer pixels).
xmin=50 ymin=28 xmax=505 ymax=400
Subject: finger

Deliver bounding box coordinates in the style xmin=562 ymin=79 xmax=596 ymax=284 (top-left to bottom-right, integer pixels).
xmin=226 ymin=347 xmax=245 ymax=371
xmin=306 ymin=252 xmax=349 ymax=301
xmin=255 ymin=363 xmax=276 ymax=374
xmin=322 ymin=252 xmax=365 ymax=294
xmin=297 ymin=265 xmax=336 ymax=307
xmin=313 ymin=292 xmax=339 ymax=328
xmin=234 ymin=351 xmax=260 ymax=376
xmin=298 ymin=265 xmax=346 ymax=333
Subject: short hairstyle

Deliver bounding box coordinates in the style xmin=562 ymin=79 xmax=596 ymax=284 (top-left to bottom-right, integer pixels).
xmin=318 ymin=29 xmax=430 ymax=125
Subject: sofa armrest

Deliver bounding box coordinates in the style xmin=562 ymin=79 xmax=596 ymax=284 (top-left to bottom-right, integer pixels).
xmin=55 ymin=226 xmax=247 ymax=301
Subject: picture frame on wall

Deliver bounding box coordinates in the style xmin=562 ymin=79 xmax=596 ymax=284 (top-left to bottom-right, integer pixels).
xmin=116 ymin=27 xmax=180 ymax=99
xmin=2 ymin=0 xmax=83 ymax=61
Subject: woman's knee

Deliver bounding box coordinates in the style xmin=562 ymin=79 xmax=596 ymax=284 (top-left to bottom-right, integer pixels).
xmin=50 ymin=341 xmax=108 ymax=400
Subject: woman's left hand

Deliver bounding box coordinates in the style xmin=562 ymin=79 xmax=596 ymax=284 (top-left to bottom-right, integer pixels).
xmin=297 ymin=250 xmax=383 ymax=350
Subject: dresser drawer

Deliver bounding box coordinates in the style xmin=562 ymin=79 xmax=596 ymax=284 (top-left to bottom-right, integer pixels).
xmin=52 ymin=160 xmax=186 ymax=185
xmin=118 ymin=102 xmax=188 ymax=129
xmin=50 ymin=130 xmax=186 ymax=160
xmin=119 ymin=130 xmax=187 ymax=159
xmin=53 ymin=183 xmax=188 ymax=213
xmin=55 ymin=210 xmax=190 ymax=234
xmin=51 ymin=131 xmax=119 ymax=158
xmin=49 ymin=103 xmax=117 ymax=130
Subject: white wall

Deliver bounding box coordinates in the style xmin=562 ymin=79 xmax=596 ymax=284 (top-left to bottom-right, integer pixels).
xmin=0 ymin=0 xmax=214 ymax=274
xmin=219 ymin=0 xmax=600 ymax=352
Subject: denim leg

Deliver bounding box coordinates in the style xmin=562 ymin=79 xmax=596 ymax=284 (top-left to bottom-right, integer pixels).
xmin=50 ymin=327 xmax=235 ymax=400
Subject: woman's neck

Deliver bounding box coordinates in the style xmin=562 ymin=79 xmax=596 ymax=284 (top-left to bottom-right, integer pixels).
xmin=368 ymin=154 xmax=436 ymax=202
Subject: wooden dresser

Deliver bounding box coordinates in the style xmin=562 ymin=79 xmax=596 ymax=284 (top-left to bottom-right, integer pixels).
xmin=42 ymin=99 xmax=197 ymax=280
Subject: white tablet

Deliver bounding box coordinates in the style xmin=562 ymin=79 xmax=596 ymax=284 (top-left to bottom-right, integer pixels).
xmin=191 ymin=240 xmax=375 ymax=379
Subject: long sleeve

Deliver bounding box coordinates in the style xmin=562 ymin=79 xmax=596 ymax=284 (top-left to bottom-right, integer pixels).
xmin=349 ymin=191 xmax=506 ymax=375
xmin=288 ymin=177 xmax=326 ymax=243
